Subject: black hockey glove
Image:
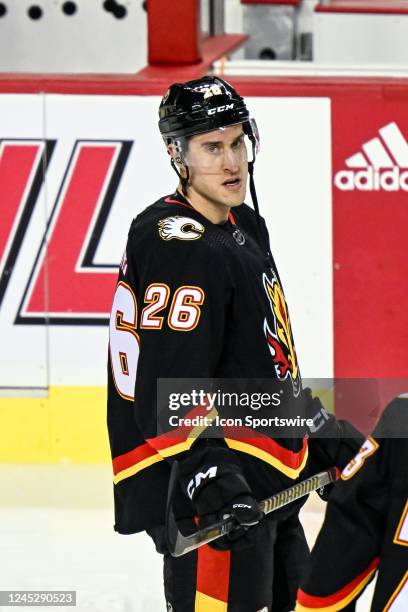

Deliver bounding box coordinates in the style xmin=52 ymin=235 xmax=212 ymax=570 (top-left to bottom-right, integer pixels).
xmin=304 ymin=388 xmax=364 ymax=501
xmin=190 ymin=471 xmax=264 ymax=551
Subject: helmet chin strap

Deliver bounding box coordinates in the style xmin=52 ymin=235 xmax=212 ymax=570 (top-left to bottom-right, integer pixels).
xmin=170 ymin=158 xmax=190 ymax=196
xmin=248 ymin=143 xmax=271 ymax=263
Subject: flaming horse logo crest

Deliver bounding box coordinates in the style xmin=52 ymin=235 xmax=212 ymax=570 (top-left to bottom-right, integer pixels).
xmin=263 ymin=273 xmax=301 ymax=397
xmin=158 ymin=216 xmax=205 ymax=241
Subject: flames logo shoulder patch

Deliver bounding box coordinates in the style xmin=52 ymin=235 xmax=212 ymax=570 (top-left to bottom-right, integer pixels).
xmin=263 ymin=272 xmax=301 ymax=397
xmin=158 ymin=216 xmax=205 ymax=241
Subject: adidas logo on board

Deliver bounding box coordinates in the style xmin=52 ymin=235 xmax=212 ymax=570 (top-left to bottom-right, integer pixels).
xmin=335 ymin=122 xmax=408 ymax=191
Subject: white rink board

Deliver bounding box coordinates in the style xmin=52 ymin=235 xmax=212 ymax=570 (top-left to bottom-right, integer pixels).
xmin=248 ymin=96 xmax=332 ymax=379
xmin=0 ymin=94 xmax=333 ymax=388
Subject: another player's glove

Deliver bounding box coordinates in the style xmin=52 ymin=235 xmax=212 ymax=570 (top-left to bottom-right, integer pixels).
xmin=189 ymin=469 xmax=264 ymax=551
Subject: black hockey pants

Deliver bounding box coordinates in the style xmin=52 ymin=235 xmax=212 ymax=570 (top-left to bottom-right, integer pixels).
xmin=148 ymin=512 xmax=309 ymax=612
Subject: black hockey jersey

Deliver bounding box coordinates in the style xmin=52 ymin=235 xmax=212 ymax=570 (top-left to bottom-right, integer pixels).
xmin=107 ymin=191 xmax=359 ymax=534
xmin=296 ymin=397 xmax=408 ymax=612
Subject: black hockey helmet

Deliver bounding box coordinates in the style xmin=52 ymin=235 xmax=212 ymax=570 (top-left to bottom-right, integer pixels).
xmin=158 ymin=76 xmax=259 ymax=160
xmin=158 ymin=76 xmax=268 ymax=259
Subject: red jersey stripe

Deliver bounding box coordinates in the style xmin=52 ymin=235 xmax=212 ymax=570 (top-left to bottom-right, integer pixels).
xmin=297 ymin=557 xmax=379 ymax=608
xmin=164 ymin=196 xmax=193 ymax=210
xmin=112 ymin=442 xmax=158 ymax=476
xmin=224 ymin=427 xmax=308 ymax=468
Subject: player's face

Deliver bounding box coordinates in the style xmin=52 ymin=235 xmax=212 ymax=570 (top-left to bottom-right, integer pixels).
xmin=185 ymin=124 xmax=248 ymax=209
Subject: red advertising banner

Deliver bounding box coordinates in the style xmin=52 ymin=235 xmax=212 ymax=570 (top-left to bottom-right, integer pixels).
xmin=332 ymin=93 xmax=408 ymax=426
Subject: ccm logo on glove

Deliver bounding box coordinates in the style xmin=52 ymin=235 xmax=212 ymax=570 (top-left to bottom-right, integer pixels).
xmin=187 ymin=466 xmax=218 ymax=499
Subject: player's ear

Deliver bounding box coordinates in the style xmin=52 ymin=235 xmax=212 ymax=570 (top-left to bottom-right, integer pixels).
xmin=167 ymin=144 xmax=182 ymax=164
xmin=167 ymin=144 xmax=188 ymax=181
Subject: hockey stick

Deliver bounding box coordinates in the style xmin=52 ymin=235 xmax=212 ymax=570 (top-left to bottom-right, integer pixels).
xmin=166 ymin=465 xmax=338 ymax=557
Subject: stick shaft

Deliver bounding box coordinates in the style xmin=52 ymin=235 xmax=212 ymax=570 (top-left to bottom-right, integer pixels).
xmin=169 ymin=468 xmax=338 ymax=557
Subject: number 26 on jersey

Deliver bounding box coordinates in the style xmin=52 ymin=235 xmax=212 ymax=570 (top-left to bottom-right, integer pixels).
xmin=109 ymin=282 xmax=204 ymax=400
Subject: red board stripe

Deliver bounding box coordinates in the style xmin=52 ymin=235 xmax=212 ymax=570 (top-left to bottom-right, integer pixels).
xmin=26 ymin=143 xmax=118 ymax=315
xmin=315 ymin=1 xmax=408 ymax=15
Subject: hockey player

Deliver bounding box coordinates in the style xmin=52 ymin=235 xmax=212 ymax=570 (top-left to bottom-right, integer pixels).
xmin=296 ymin=395 xmax=408 ymax=612
xmin=107 ymin=76 xmax=363 ymax=611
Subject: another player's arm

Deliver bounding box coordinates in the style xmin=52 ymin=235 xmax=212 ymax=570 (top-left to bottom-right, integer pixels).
xmin=296 ymin=433 xmax=387 ymax=611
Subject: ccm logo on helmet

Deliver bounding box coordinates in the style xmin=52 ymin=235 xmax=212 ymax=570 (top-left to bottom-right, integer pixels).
xmin=187 ymin=466 xmax=218 ymax=499
xmin=207 ymin=104 xmax=234 ymax=116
